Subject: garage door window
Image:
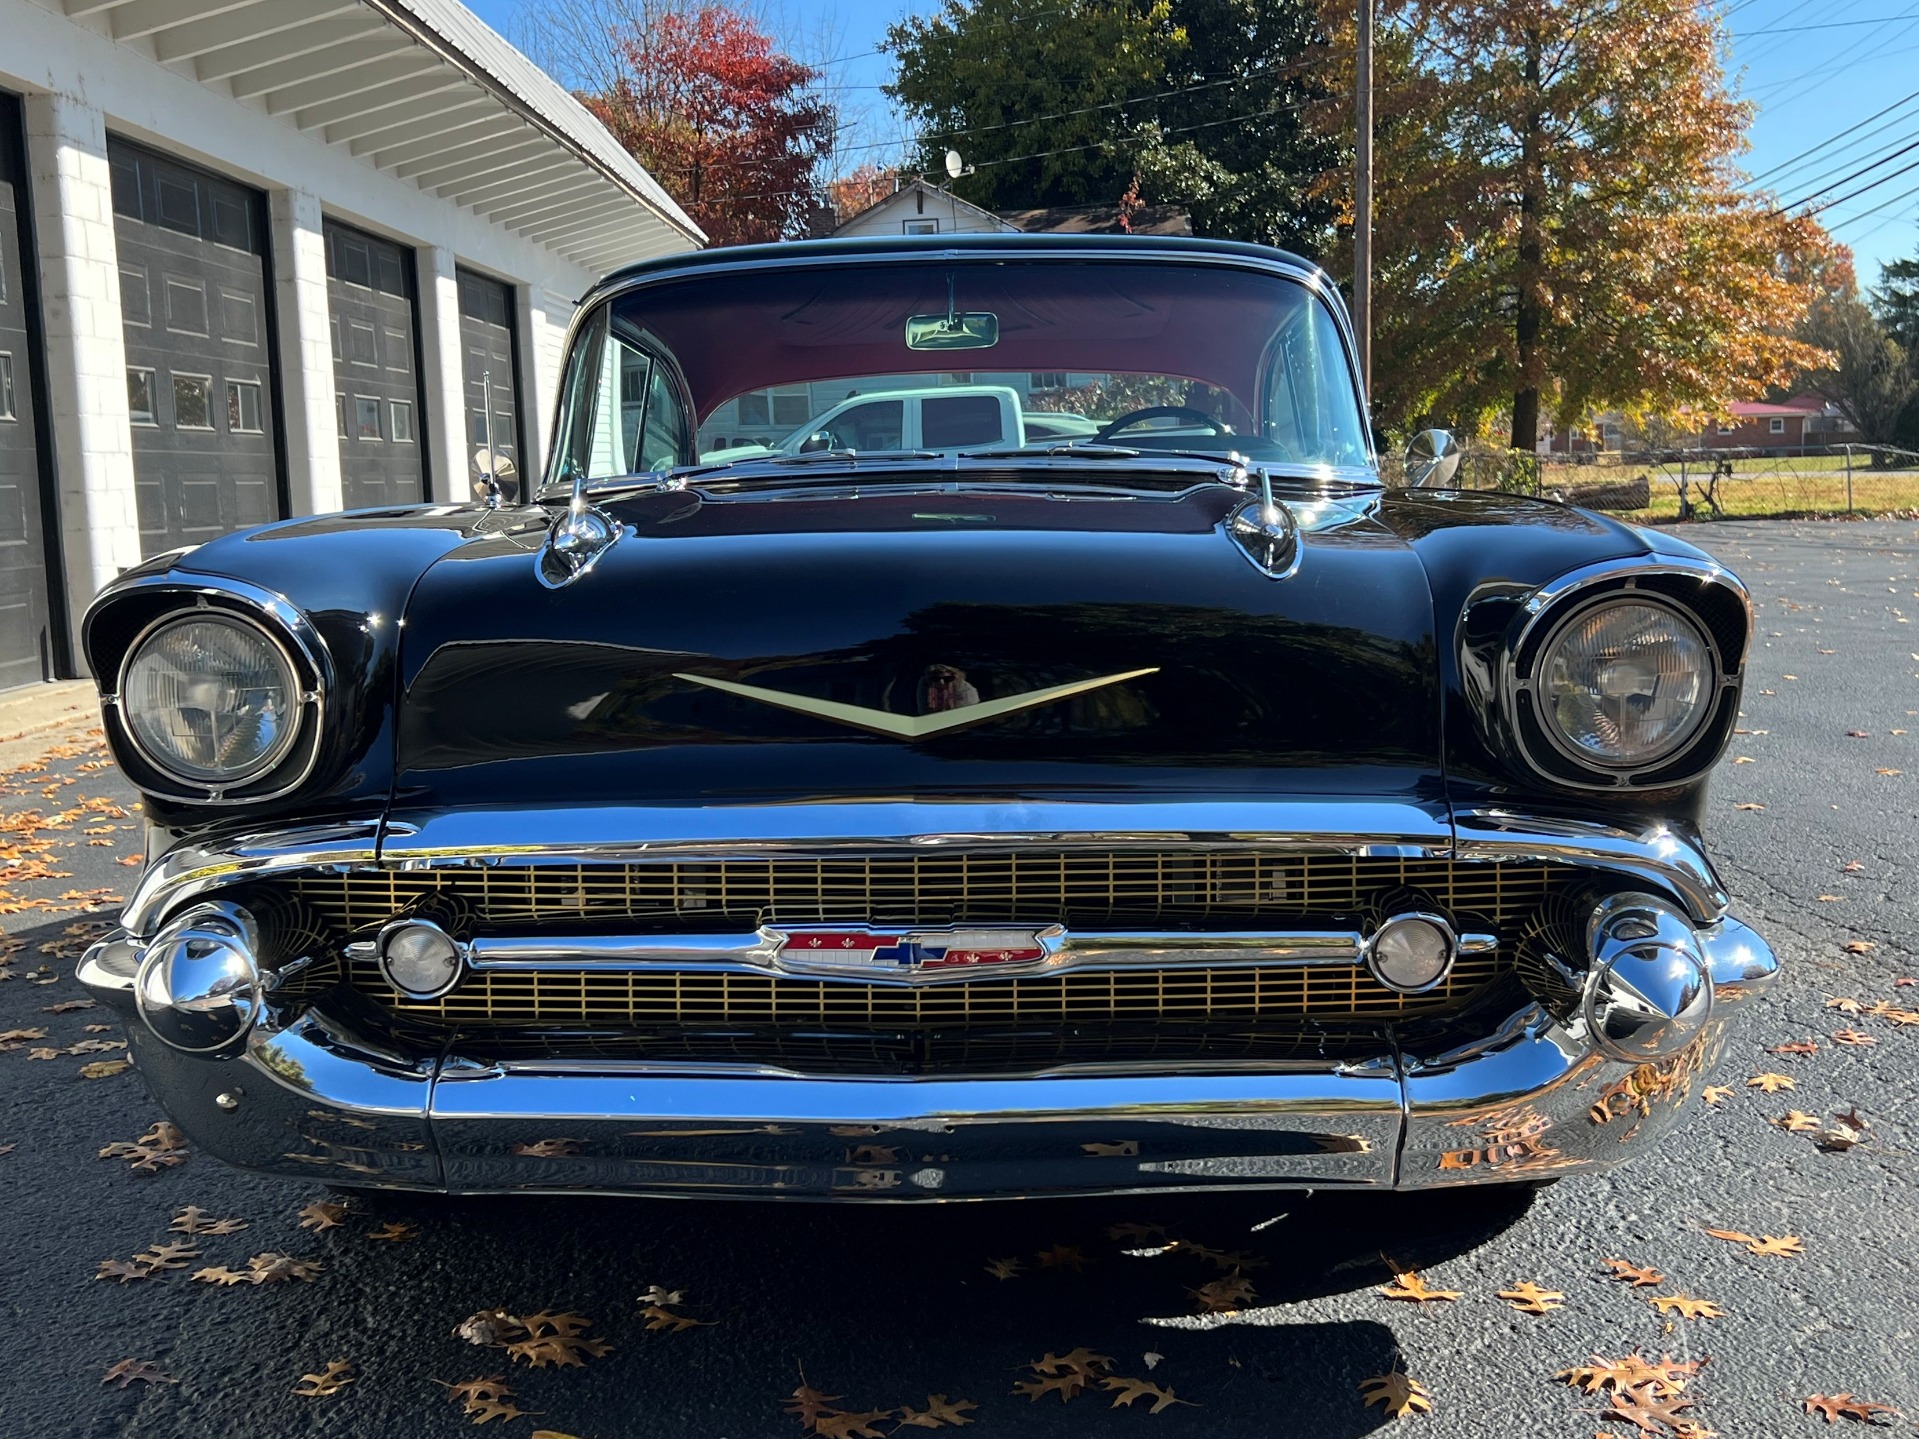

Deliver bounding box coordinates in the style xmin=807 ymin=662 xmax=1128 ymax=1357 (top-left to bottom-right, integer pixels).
xmin=389 ymin=399 xmax=414 ymax=443
xmin=355 ymin=396 xmax=381 ymax=441
xmin=128 ymin=368 xmax=156 ymax=425
xmin=172 ymin=374 xmax=211 ymax=429
xmin=225 ymin=380 xmax=262 ymax=434
xmin=336 ymin=393 xmax=347 ymax=438
xmin=0 ymin=353 xmax=13 ymax=421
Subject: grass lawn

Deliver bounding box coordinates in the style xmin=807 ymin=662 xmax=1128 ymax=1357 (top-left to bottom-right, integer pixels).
xmin=1538 ymin=465 xmax=1919 ymax=520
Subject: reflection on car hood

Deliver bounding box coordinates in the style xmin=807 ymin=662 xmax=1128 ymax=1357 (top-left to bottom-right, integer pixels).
xmin=391 ymin=482 xmax=1443 ymax=811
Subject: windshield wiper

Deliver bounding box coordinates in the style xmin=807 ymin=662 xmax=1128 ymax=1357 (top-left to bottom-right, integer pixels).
xmin=766 ymin=448 xmax=940 ymax=466
xmin=960 ymin=442 xmax=1142 ymax=460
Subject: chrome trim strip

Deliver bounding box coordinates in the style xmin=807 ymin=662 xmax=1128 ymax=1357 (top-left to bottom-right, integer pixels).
xmin=377 ymin=800 xmax=1454 ymax=865
xmin=1451 ymin=807 xmax=1727 ymax=923
xmin=122 ymin=821 xmax=384 ymax=938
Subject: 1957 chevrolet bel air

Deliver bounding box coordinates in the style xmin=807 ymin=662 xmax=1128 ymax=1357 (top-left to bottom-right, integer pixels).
xmin=77 ymin=234 xmax=1775 ymax=1199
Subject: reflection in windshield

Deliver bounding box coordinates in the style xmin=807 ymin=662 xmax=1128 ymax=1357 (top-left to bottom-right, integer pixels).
xmin=553 ymin=259 xmax=1372 ymax=484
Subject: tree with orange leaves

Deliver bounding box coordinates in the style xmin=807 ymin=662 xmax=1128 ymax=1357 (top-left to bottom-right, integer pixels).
xmin=1331 ymin=0 xmax=1838 ymax=446
xmin=577 ymin=2 xmax=836 ymax=246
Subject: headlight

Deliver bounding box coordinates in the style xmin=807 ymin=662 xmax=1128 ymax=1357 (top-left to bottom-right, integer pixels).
xmin=121 ymin=614 xmax=302 ymax=786
xmin=1536 ymin=598 xmax=1715 ymax=770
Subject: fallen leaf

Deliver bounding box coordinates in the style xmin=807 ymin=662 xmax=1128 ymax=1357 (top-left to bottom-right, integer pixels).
xmin=1817 ymin=894 xmax=1844 ymax=901
xmin=170 ymin=1206 xmax=247 ymax=1236
xmin=984 ymin=1257 xmax=1022 ymax=1280
xmin=42 ymin=999 xmax=93 ymax=1013
xmin=1828 ymin=996 xmax=1865 ymax=1013
xmin=78 ymin=1058 xmax=129 ymax=1079
xmin=1555 ymin=1353 xmax=1702 ymax=1395
xmin=1359 ymin=1371 xmax=1433 ymax=1418
xmin=1845 ymin=941 xmax=1876 ymax=954
xmin=1607 ymin=1384 xmax=1698 ymax=1433
xmin=784 ymin=1384 xmax=845 ymax=1427
xmin=366 ymin=1220 xmax=420 ymax=1242
xmin=1702 ymin=1226 xmax=1757 ymax=1246
xmin=1843 ymin=860 xmax=1866 ymax=872
xmin=101 ymin=1359 xmax=177 ymax=1389
xmin=1600 ymin=1258 xmax=1664 ymax=1288
xmin=297 ymin=1200 xmax=347 ymax=1231
xmin=1733 ymin=755 xmax=1754 ymax=763
xmin=638 ymin=1304 xmax=711 ymax=1332
xmin=1746 ymin=1235 xmax=1805 ymax=1258
xmin=1832 ymin=1029 xmax=1877 ymax=1046
xmin=1102 ymin=1376 xmax=1194 ymax=1413
xmin=190 ymin=1266 xmax=253 ymax=1286
xmin=1649 ymin=1294 xmax=1723 ymax=1320
xmin=1748 ymin=1073 xmax=1795 ymax=1093
xmin=895 ymin=1394 xmax=979 ymax=1428
xmin=1014 ymin=1375 xmax=1082 ymax=1403
xmin=244 ymin=1252 xmax=324 ymax=1284
xmin=1804 ymin=1392 xmax=1900 ymax=1424
xmin=1769 ymin=1040 xmax=1819 ymax=1055
xmin=1377 ymin=1268 xmax=1461 ymax=1303
xmin=1735 ymin=802 xmax=1766 ymax=811
xmin=1777 ymin=1111 xmax=1824 ymax=1133
xmin=1496 ymin=1280 xmax=1565 ymax=1314
xmin=815 ymin=1411 xmax=895 ymax=1438
xmin=1700 ymin=1085 xmax=1732 ymax=1107
xmin=466 ymin=1398 xmax=534 ymax=1424
xmin=1190 ymin=1274 xmax=1258 ymax=1313
xmin=1876 ymin=768 xmax=1902 ymax=776
xmin=1846 ymin=730 xmax=1870 ymax=738
xmin=1032 ymin=1348 xmax=1115 ymax=1380
xmin=1035 ymin=1244 xmax=1087 ymax=1272
xmin=292 ymin=1359 xmax=356 ymax=1397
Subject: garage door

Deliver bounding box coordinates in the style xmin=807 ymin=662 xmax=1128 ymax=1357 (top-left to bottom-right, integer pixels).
xmin=326 ymin=219 xmax=425 ymax=509
xmin=110 ymin=136 xmax=282 ymax=556
xmin=0 ymin=92 xmax=54 ymax=688
xmin=457 ymin=268 xmax=524 ymax=503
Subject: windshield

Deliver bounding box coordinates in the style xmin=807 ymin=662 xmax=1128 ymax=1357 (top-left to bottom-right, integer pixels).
xmin=550 ymin=258 xmax=1371 ymax=485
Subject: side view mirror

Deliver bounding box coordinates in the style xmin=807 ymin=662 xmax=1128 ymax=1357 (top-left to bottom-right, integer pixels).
xmin=798 ymin=431 xmax=833 ymax=453
xmin=1404 ymin=429 xmax=1462 ymax=488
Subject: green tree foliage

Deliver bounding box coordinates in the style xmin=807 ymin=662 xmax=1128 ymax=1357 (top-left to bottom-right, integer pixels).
xmin=883 ymin=0 xmax=1345 ymax=253
xmin=1800 ymin=292 xmax=1916 ymax=454
xmin=1342 ymin=0 xmax=1835 ymax=446
xmin=1872 ymin=257 xmax=1919 ymax=355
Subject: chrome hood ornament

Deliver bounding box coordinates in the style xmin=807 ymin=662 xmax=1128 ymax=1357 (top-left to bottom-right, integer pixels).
xmin=673 ymin=666 xmax=1159 ymax=739
xmin=1227 ymin=466 xmax=1301 ymax=579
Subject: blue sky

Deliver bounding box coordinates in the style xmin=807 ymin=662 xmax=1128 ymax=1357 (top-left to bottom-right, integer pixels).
xmin=465 ymin=0 xmax=1919 ymax=288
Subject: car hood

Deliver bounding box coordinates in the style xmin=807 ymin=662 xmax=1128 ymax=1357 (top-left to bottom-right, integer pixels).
xmin=389 ymin=482 xmax=1444 ymax=811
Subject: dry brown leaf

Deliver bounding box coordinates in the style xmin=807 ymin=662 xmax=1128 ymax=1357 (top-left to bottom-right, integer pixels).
xmin=78 ymin=1058 xmax=129 ymax=1079
xmin=1555 ymin=1354 xmax=1702 ymax=1395
xmin=1600 ymin=1258 xmax=1665 ymax=1288
xmin=297 ymin=1200 xmax=347 ymax=1231
xmin=170 ymin=1206 xmax=247 ymax=1236
xmin=814 ymin=1411 xmax=895 ymax=1439
xmin=1832 ymin=1029 xmax=1877 ymax=1046
xmin=366 ymin=1220 xmax=420 ymax=1242
xmin=984 ymin=1257 xmax=1022 ymax=1280
xmin=895 ymin=1394 xmax=979 ymax=1428
xmin=1496 ymin=1280 xmax=1565 ymax=1314
xmin=1033 ymin=1348 xmax=1116 ymax=1380
xmin=1359 ymin=1371 xmax=1433 ymax=1418
xmin=1649 ymin=1294 xmax=1723 ymax=1320
xmin=1735 ymin=802 xmax=1766 ymax=811
xmin=1777 ymin=1110 xmax=1824 ymax=1133
xmin=1102 ymin=1376 xmax=1194 ymax=1413
xmin=1702 ymin=1226 xmax=1757 ymax=1246
xmin=98 ymin=1121 xmax=188 ymax=1173
xmin=638 ymin=1304 xmax=711 ymax=1332
xmin=101 ymin=1359 xmax=177 ymax=1389
xmin=1190 ymin=1274 xmax=1258 ymax=1313
xmin=1845 ymin=940 xmax=1876 ymax=954
xmin=1817 ymin=893 xmax=1844 ymax=901
xmin=1746 ymin=1235 xmax=1805 ymax=1258
xmin=1876 ymin=768 xmax=1902 ymax=776
xmin=1768 ymin=1040 xmax=1820 ymax=1055
xmin=292 ymin=1360 xmax=356 ymax=1397
xmin=466 ymin=1398 xmax=534 ymax=1424
xmin=1378 ymin=1267 xmax=1461 ymax=1303
xmin=1035 ymin=1244 xmax=1086 ymax=1272
xmin=1013 ymin=1374 xmax=1083 ymax=1403
xmin=783 ymin=1384 xmax=845 ymax=1427
xmin=1700 ymin=1085 xmax=1732 ymax=1107
xmin=1607 ymin=1383 xmax=1697 ymax=1433
xmin=245 ymin=1252 xmax=324 ymax=1284
xmin=1748 ymin=1072 xmax=1795 ymax=1093
xmin=43 ymin=999 xmax=94 ymax=1013
xmin=1804 ymin=1392 xmax=1900 ymax=1424
xmin=190 ymin=1266 xmax=253 ymax=1286
xmin=1827 ymin=996 xmax=1865 ymax=1014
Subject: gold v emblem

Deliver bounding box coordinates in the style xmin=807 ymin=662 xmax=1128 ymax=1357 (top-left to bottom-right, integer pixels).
xmin=673 ymin=668 xmax=1159 ymax=739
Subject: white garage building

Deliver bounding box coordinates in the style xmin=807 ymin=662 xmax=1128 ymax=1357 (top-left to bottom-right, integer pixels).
xmin=0 ymin=0 xmax=701 ymax=689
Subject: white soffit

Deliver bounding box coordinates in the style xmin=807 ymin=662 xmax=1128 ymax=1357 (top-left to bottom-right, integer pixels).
xmin=58 ymin=0 xmax=705 ymax=270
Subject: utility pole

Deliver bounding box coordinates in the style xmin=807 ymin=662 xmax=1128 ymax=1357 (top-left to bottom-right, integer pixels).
xmin=1353 ymin=0 xmax=1374 ymax=395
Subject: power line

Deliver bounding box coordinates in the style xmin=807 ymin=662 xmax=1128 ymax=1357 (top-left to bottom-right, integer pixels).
xmin=1738 ymin=7 xmax=1919 ymax=34
xmin=1773 ymin=132 xmax=1919 ymax=212
xmin=1745 ymin=88 xmax=1919 ymax=186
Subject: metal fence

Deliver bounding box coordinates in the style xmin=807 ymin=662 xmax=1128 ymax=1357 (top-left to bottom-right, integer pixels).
xmin=1429 ymin=442 xmax=1919 ymax=521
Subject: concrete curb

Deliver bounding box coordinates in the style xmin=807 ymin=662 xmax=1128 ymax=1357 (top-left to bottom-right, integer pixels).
xmin=0 ymin=680 xmax=103 ymax=771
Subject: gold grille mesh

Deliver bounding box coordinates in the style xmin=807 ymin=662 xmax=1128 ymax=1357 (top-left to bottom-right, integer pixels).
xmin=294 ymin=852 xmax=1556 ymax=1031
xmin=292 ymin=852 xmax=1554 ymax=931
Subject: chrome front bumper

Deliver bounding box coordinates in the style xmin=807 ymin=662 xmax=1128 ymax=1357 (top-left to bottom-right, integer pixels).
xmin=82 ymin=915 xmax=1774 ymax=1199
xmin=80 ymin=802 xmax=1775 ymax=1199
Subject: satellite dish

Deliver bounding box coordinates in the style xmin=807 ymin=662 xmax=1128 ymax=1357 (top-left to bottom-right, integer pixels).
xmin=944 ymin=149 xmax=964 ymax=180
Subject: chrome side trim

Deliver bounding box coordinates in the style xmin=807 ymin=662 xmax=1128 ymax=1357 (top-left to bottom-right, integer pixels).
xmin=121 ymin=820 xmax=384 ymax=938
xmin=1451 ymin=807 xmax=1727 ymax=924
xmin=1512 ymin=553 xmax=1753 ymax=667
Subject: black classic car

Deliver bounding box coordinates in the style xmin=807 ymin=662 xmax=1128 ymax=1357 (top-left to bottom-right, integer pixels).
xmin=77 ymin=235 xmax=1775 ymax=1199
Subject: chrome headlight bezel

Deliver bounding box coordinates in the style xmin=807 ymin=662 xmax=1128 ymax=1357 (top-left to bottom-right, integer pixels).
xmin=1500 ymin=562 xmax=1748 ymax=791
xmin=104 ymin=588 xmax=328 ymax=805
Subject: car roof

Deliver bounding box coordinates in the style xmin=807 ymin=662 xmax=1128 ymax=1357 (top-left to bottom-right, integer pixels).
xmin=584 ymin=233 xmax=1326 ymax=306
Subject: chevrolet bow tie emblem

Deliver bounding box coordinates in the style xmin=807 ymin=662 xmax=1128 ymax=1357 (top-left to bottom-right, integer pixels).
xmin=672 ymin=667 xmax=1158 ymax=738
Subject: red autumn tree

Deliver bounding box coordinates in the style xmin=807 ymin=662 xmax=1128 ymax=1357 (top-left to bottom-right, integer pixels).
xmin=827 ymin=162 xmax=899 ymax=225
xmin=579 ymin=3 xmax=836 ymax=246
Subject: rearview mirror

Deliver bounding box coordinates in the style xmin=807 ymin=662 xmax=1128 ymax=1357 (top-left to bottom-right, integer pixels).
xmin=1404 ymin=429 xmax=1462 ymax=488
xmin=905 ymin=312 xmax=999 ymax=350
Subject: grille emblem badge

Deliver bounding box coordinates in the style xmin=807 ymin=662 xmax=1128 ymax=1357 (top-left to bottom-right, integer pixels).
xmin=765 ymin=925 xmax=1063 ymax=981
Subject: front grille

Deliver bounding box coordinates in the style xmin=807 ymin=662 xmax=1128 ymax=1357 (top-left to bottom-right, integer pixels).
xmin=291 ymin=851 xmax=1557 ymax=931
xmin=288 ymin=851 xmax=1560 ymax=1061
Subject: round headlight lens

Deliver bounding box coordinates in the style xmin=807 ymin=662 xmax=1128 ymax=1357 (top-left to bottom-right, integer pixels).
xmin=1538 ymin=599 xmax=1714 ymax=769
xmin=121 ymin=614 xmax=301 ymax=786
